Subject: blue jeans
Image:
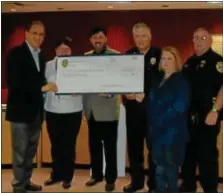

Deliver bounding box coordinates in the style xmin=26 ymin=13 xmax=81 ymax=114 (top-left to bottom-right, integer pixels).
xmin=152 ymin=143 xmax=185 ymax=193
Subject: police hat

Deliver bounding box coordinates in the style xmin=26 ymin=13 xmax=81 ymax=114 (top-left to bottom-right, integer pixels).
xmin=55 ymin=36 xmax=72 ymax=49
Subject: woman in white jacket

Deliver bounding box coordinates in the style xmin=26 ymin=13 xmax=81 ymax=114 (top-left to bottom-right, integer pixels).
xmin=43 ymin=37 xmax=83 ymax=189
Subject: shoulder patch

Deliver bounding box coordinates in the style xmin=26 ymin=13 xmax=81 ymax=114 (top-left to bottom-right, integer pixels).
xmin=84 ymin=50 xmax=94 ymax=55
xmin=216 ymin=61 xmax=223 ymax=73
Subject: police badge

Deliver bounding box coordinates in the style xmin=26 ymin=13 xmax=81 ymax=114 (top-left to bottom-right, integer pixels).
xmin=216 ymin=61 xmax=223 ymax=73
xmin=61 ymin=59 xmax=68 ymax=68
xmin=200 ymin=60 xmax=206 ymax=68
xmin=150 ymin=57 xmax=156 ymax=65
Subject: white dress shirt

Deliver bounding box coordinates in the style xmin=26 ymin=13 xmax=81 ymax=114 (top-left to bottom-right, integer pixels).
xmin=26 ymin=40 xmax=40 ymax=71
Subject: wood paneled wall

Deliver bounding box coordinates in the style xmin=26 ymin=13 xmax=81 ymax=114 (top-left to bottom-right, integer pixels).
xmin=2 ymin=111 xmax=223 ymax=177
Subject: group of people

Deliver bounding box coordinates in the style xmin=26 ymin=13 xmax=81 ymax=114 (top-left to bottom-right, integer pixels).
xmin=5 ymin=20 xmax=223 ymax=193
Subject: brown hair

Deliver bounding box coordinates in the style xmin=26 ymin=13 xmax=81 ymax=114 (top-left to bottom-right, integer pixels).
xmin=160 ymin=46 xmax=183 ymax=72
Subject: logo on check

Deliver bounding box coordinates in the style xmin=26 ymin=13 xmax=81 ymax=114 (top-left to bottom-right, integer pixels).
xmin=61 ymin=59 xmax=68 ymax=68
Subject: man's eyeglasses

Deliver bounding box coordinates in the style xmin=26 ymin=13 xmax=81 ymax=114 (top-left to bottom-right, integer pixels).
xmin=193 ymin=36 xmax=208 ymax=41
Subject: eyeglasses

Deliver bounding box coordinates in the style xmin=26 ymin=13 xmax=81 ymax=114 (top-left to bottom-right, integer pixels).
xmin=193 ymin=36 xmax=208 ymax=41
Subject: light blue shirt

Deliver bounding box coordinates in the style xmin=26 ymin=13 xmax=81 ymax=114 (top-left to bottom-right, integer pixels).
xmin=26 ymin=40 xmax=40 ymax=71
xmin=44 ymin=57 xmax=83 ymax=113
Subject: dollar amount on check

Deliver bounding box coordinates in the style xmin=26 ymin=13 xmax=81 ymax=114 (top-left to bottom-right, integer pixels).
xmin=56 ymin=55 xmax=144 ymax=94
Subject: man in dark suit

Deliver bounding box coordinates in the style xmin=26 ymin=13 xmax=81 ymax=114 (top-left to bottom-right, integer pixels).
xmin=6 ymin=20 xmax=57 ymax=193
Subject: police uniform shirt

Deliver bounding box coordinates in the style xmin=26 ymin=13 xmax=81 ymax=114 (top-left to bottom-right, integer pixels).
xmin=123 ymin=46 xmax=162 ymax=108
xmin=182 ymin=48 xmax=223 ymax=112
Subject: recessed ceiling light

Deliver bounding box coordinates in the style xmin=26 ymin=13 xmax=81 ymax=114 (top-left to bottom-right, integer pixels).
xmin=108 ymin=5 xmax=114 ymax=8
xmin=115 ymin=1 xmax=131 ymax=3
xmin=10 ymin=8 xmax=16 ymax=12
xmin=98 ymin=1 xmax=131 ymax=3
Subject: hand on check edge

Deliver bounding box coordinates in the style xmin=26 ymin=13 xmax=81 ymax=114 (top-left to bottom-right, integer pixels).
xmin=41 ymin=82 xmax=58 ymax=92
xmin=125 ymin=94 xmax=135 ymax=100
xmin=135 ymin=93 xmax=145 ymax=102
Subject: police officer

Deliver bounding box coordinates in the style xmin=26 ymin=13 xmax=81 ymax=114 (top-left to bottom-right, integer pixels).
xmin=180 ymin=27 xmax=223 ymax=193
xmin=83 ymin=27 xmax=120 ymax=192
xmin=122 ymin=22 xmax=162 ymax=193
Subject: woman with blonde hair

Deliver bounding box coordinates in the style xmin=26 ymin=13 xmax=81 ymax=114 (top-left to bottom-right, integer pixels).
xmin=137 ymin=46 xmax=190 ymax=193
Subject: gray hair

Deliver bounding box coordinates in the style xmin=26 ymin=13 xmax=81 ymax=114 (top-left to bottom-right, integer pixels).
xmin=132 ymin=22 xmax=151 ymax=34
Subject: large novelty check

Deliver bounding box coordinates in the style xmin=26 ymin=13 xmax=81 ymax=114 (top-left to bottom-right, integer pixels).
xmin=56 ymin=54 xmax=144 ymax=94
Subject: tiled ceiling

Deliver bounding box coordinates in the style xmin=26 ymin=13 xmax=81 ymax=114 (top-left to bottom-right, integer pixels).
xmin=2 ymin=1 xmax=223 ymax=13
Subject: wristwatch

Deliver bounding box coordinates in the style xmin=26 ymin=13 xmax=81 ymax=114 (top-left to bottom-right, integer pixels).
xmin=211 ymin=106 xmax=218 ymax=113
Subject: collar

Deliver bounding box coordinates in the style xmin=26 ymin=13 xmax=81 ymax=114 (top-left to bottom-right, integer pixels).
xmin=132 ymin=46 xmax=152 ymax=55
xmin=53 ymin=56 xmax=58 ymax=62
xmin=25 ymin=40 xmax=41 ymax=54
xmin=195 ymin=48 xmax=212 ymax=58
xmin=93 ymin=46 xmax=107 ymax=55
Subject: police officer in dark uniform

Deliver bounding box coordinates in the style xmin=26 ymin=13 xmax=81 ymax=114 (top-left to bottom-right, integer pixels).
xmin=180 ymin=27 xmax=223 ymax=193
xmin=122 ymin=22 xmax=162 ymax=193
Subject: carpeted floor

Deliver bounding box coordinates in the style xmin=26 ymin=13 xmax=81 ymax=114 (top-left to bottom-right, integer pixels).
xmin=2 ymin=169 xmax=223 ymax=192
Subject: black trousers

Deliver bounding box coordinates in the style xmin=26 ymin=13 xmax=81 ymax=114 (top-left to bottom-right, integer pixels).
xmin=88 ymin=114 xmax=118 ymax=184
xmin=125 ymin=106 xmax=155 ymax=189
xmin=45 ymin=111 xmax=82 ymax=182
xmin=181 ymin=118 xmax=220 ymax=193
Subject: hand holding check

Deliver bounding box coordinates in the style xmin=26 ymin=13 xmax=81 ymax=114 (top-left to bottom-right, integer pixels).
xmin=41 ymin=82 xmax=58 ymax=92
xmin=135 ymin=93 xmax=145 ymax=102
xmin=125 ymin=94 xmax=135 ymax=100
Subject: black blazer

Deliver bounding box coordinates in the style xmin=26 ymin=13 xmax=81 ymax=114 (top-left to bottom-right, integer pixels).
xmin=5 ymin=42 xmax=46 ymax=123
